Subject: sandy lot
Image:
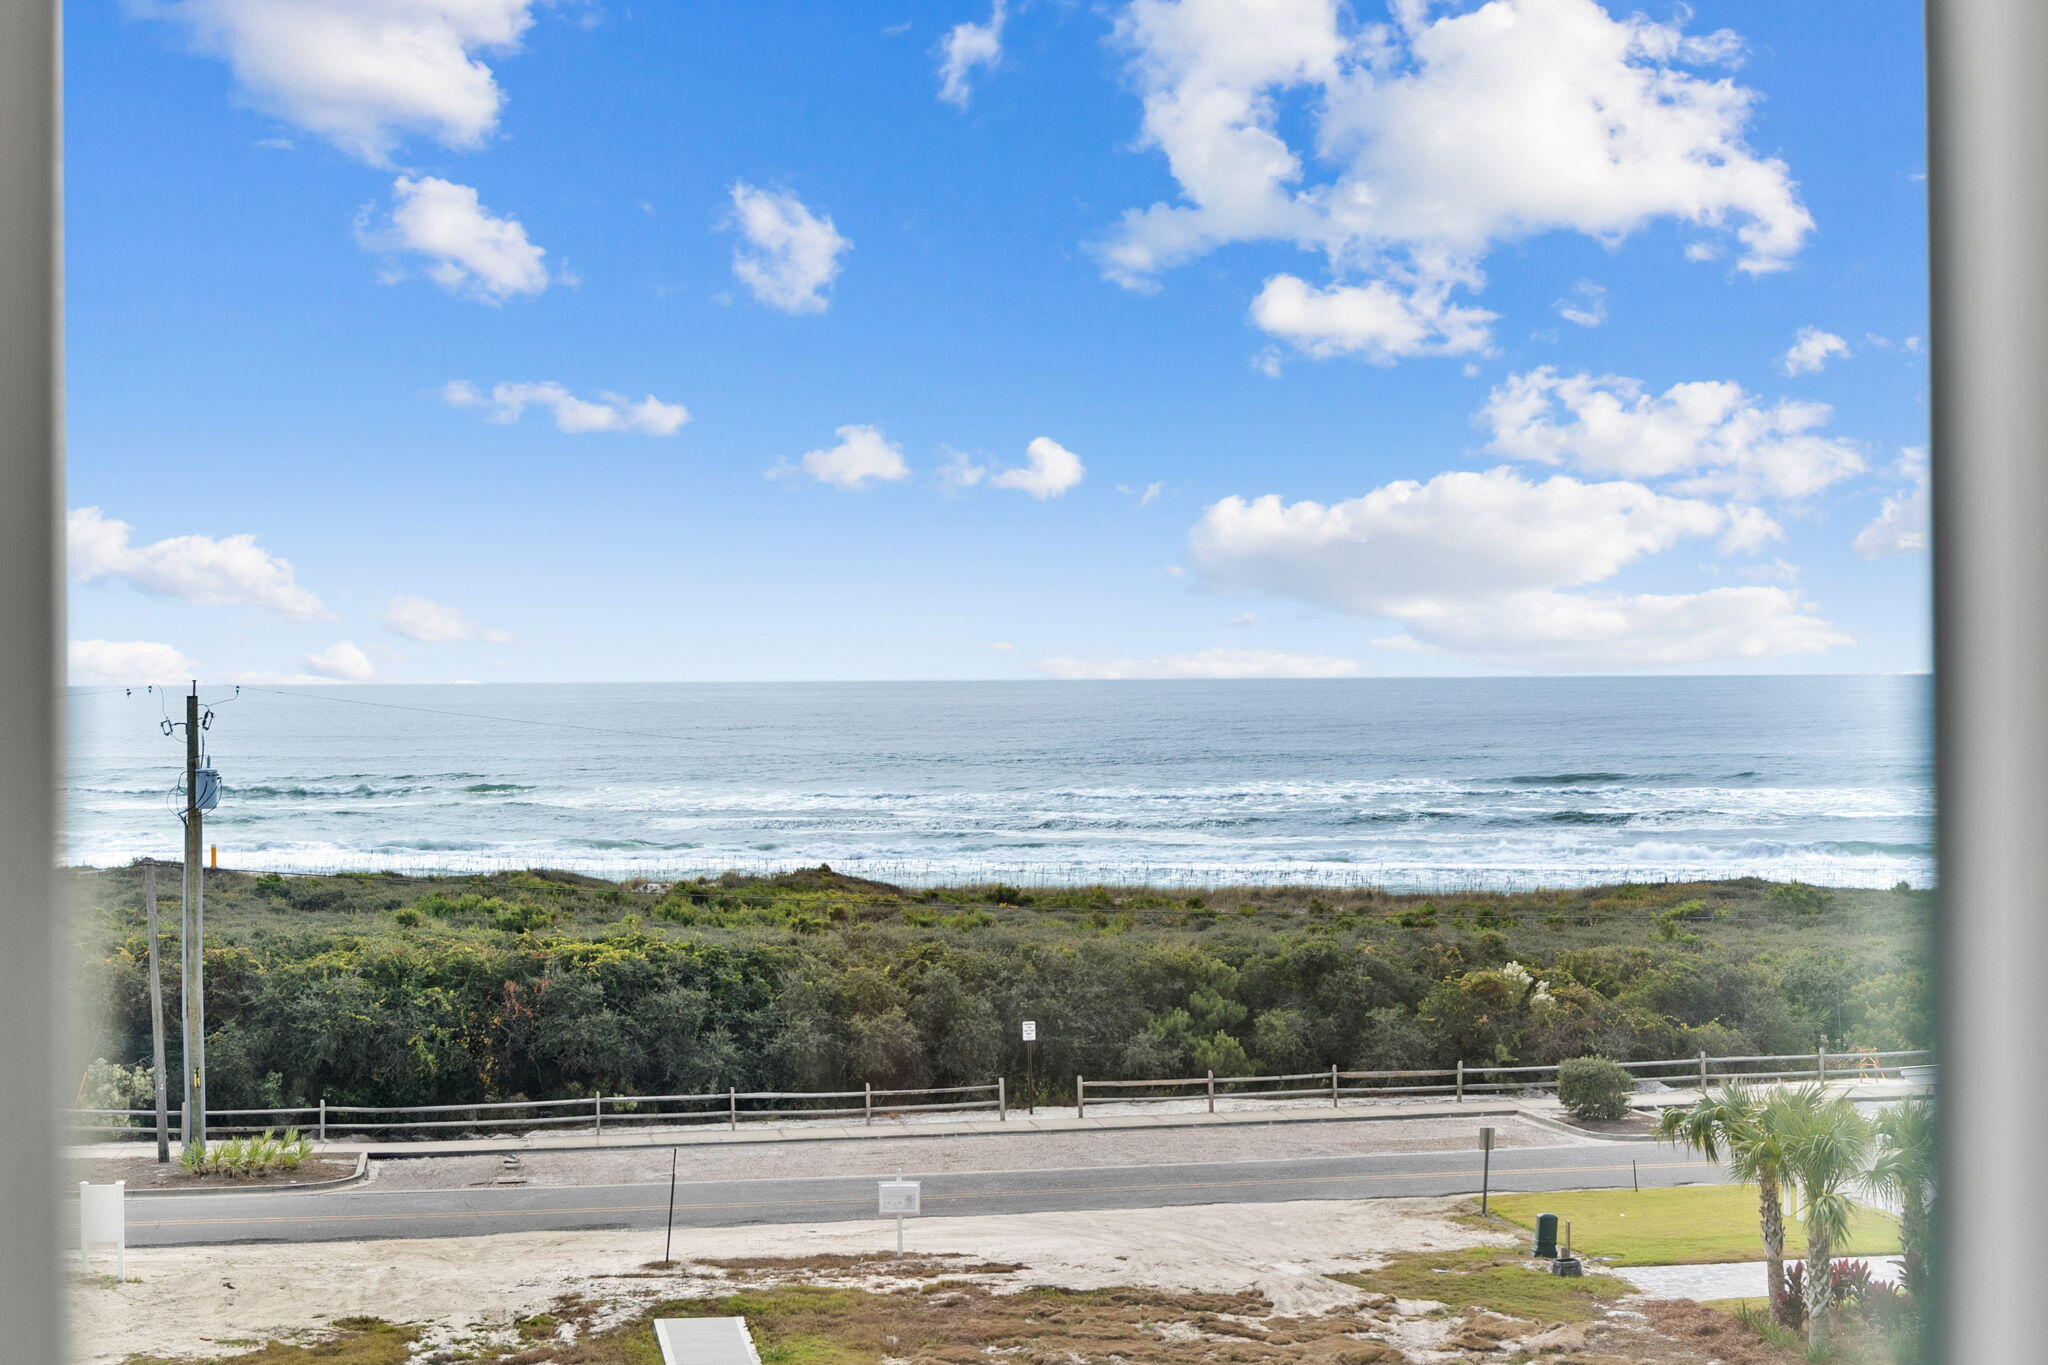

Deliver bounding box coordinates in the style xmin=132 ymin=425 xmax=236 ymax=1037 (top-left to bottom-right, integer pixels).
xmin=367 ymin=1113 xmax=1566 ymax=1191
xmin=68 ymin=1195 xmax=1506 ymax=1364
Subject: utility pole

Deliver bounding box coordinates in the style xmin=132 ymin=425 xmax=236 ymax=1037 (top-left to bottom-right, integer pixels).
xmin=143 ymin=864 xmax=169 ymax=1163
xmin=179 ymin=685 xmax=207 ymax=1151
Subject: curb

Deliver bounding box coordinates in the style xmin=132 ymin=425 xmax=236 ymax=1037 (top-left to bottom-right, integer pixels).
xmin=1513 ymin=1109 xmax=1662 ymax=1143
xmin=108 ymin=1151 xmax=370 ymax=1199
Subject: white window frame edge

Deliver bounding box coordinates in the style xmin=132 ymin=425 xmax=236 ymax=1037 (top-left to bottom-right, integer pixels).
xmin=1929 ymin=1 xmax=2048 ymax=1360
xmin=0 ymin=0 xmax=62 ymax=1358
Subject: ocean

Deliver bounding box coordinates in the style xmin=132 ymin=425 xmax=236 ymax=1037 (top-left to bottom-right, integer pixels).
xmin=65 ymin=675 xmax=1933 ymax=891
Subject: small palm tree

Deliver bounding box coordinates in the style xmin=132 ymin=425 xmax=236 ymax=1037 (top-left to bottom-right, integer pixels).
xmin=1656 ymin=1085 xmax=1797 ymax=1327
xmin=1866 ymin=1094 xmax=1935 ymax=1299
xmin=1777 ymin=1086 xmax=1875 ymax=1351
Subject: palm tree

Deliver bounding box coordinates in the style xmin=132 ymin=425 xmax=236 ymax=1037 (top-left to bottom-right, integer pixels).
xmin=1866 ymin=1094 xmax=1935 ymax=1299
xmin=1777 ymin=1085 xmax=1875 ymax=1351
xmin=1656 ymin=1084 xmax=1796 ymax=1327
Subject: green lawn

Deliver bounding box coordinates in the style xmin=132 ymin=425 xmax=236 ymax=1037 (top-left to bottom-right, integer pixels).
xmin=1483 ymin=1185 xmax=1902 ymax=1266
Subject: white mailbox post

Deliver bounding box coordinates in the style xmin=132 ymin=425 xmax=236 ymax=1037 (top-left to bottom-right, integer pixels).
xmin=79 ymin=1181 xmax=126 ymax=1278
xmin=878 ymin=1175 xmax=921 ymax=1256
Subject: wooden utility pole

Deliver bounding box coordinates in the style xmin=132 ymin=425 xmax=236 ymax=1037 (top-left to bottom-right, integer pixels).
xmin=143 ymin=864 xmax=169 ymax=1163
xmin=179 ymin=686 xmax=207 ymax=1150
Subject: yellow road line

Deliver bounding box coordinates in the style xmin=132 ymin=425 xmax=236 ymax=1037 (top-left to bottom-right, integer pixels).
xmin=132 ymin=1160 xmax=1720 ymax=1232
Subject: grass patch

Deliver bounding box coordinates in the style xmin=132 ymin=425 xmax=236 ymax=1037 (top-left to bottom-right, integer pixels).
xmin=1331 ymin=1246 xmax=1626 ymax=1322
xmin=122 ymin=1317 xmax=418 ymax=1365
xmin=1483 ymin=1185 xmax=1902 ymax=1266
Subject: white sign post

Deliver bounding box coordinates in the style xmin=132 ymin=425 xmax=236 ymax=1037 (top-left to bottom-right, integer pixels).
xmin=79 ymin=1181 xmax=126 ymax=1279
xmin=878 ymin=1175 xmax=921 ymax=1256
xmin=1021 ymin=1020 xmax=1038 ymax=1114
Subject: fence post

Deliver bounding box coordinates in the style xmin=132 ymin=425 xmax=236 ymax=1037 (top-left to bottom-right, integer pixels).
xmin=595 ymin=1093 xmax=603 ymax=1137
xmin=318 ymin=1097 xmax=326 ymax=1144
xmin=1076 ymin=1075 xmax=1086 ymax=1119
xmin=865 ymin=1082 xmax=873 ymax=1126
xmin=1817 ymin=1043 xmax=1828 ymax=1085
xmin=728 ymin=1086 xmax=737 ymax=1130
xmin=1699 ymin=1051 xmax=1708 ymax=1090
xmin=1455 ymin=1060 xmax=1464 ymax=1102
xmin=997 ymin=1077 xmax=1006 ymax=1121
xmin=1331 ymin=1063 xmax=1339 ymax=1107
xmin=1206 ymin=1070 xmax=1215 ymax=1114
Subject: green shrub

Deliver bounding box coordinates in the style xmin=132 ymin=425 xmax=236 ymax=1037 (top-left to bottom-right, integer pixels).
xmin=1557 ymin=1055 xmax=1634 ymax=1122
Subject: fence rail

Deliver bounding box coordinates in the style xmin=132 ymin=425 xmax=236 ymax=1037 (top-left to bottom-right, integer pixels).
xmin=69 ymin=1047 xmax=1929 ymax=1142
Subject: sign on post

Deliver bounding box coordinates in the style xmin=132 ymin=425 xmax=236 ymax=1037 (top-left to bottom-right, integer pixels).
xmin=1020 ymin=1021 xmax=1036 ymax=1042
xmin=1478 ymin=1126 xmax=1496 ymax=1215
xmin=79 ymin=1180 xmax=126 ymax=1279
xmin=879 ymin=1176 xmax=921 ymax=1256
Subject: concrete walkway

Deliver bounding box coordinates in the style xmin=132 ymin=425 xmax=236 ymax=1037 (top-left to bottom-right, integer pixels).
xmin=1615 ymin=1254 xmax=1905 ymax=1301
xmin=72 ymin=1078 xmax=1922 ymax=1162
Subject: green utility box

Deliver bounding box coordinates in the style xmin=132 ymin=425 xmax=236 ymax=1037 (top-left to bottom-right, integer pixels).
xmin=1533 ymin=1212 xmax=1559 ymax=1259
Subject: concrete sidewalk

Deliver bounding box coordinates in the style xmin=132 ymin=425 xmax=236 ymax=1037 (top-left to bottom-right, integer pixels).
xmin=71 ymin=1078 xmax=1920 ymax=1163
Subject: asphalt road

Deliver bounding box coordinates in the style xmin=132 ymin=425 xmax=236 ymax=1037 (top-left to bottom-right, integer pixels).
xmin=111 ymin=1143 xmax=1727 ymax=1247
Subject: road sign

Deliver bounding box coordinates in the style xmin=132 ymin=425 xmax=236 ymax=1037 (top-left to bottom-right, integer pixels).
xmin=1479 ymin=1125 xmax=1495 ymax=1151
xmin=79 ymin=1181 xmax=126 ymax=1278
xmin=1021 ymin=1020 xmax=1037 ymax=1041
xmin=1478 ymin=1126 xmax=1496 ymax=1214
xmin=878 ymin=1179 xmax=921 ymax=1216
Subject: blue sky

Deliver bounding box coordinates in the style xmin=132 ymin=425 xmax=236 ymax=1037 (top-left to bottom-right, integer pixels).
xmin=64 ymin=0 xmax=1930 ymax=684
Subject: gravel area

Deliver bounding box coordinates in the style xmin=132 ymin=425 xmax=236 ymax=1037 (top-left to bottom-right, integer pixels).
xmin=366 ymin=1112 xmax=1567 ymax=1190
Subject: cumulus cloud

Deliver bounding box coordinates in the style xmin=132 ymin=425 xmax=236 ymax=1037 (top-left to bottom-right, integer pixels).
xmin=1101 ymin=0 xmax=1810 ymax=358
xmin=1249 ymin=274 xmax=1494 ymax=362
xmin=68 ymin=507 xmax=327 ymax=619
xmin=775 ymin=424 xmax=910 ymax=490
xmin=726 ymin=183 xmax=850 ymax=314
xmin=990 ymin=437 xmax=1086 ymax=499
xmin=1035 ymin=647 xmax=1362 ymax=679
xmin=1781 ymin=325 xmax=1849 ymax=375
xmin=140 ymin=0 xmax=538 ymax=165
xmin=1554 ymin=280 xmax=1607 ymax=328
xmin=1186 ymin=467 xmax=1843 ymax=669
xmin=69 ymin=639 xmax=199 ymax=686
xmin=305 ymin=639 xmax=375 ymax=682
xmin=442 ymin=380 xmax=689 ymax=435
xmin=360 ymin=176 xmax=550 ymax=302
xmin=1189 ymin=468 xmax=1725 ymax=615
xmin=1480 ymin=367 xmax=1866 ymax=500
xmin=1853 ymin=447 xmax=1931 ymax=558
xmin=937 ymin=1 xmax=1007 ymax=107
xmin=1380 ymin=586 xmax=1848 ymax=670
xmin=382 ymin=595 xmax=512 ymax=644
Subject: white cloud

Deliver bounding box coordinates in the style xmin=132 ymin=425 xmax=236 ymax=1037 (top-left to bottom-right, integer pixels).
xmin=305 ymin=639 xmax=375 ymax=682
xmin=142 ymin=0 xmax=538 ymax=165
xmin=1380 ymin=586 xmax=1848 ymax=670
xmin=382 ymin=595 xmax=512 ymax=644
xmin=1186 ymin=466 xmax=1844 ymax=669
xmin=1480 ymin=367 xmax=1866 ymax=500
xmin=776 ymin=424 xmax=910 ymax=490
xmin=935 ymin=449 xmax=990 ymax=492
xmin=69 ymin=639 xmax=199 ymax=686
xmin=68 ymin=506 xmax=327 ymax=619
xmin=1717 ymin=504 xmax=1783 ymax=554
xmin=1554 ymin=280 xmax=1607 ymax=328
xmin=1226 ymin=611 xmax=1257 ymax=629
xmin=443 ymin=380 xmax=689 ymax=435
xmin=1854 ymin=446 xmax=1931 ymax=558
xmin=1249 ymin=274 xmax=1494 ymax=361
xmin=1035 ymin=647 xmax=1362 ymax=679
xmin=988 ymin=640 xmax=1018 ymax=653
xmin=990 ymin=437 xmax=1086 ymax=499
xmin=937 ymin=1 xmax=1006 ymax=107
xmin=1100 ymin=0 xmax=1810 ymax=357
xmin=1189 ymin=468 xmax=1725 ymax=615
xmin=361 ymin=176 xmax=550 ymax=302
xmin=1781 ymin=325 xmax=1849 ymax=375
xmin=726 ymin=183 xmax=850 ymax=314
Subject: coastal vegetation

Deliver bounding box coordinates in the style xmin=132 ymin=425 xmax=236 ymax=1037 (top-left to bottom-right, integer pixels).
xmin=71 ymin=863 xmax=1931 ymax=1115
